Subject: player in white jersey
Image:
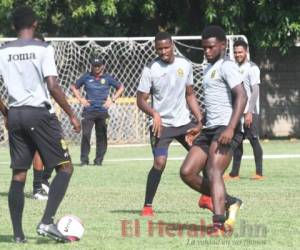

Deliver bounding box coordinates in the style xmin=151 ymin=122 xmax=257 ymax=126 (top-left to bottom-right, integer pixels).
xmin=224 ymin=40 xmax=264 ymax=180
xmin=180 ymin=26 xmax=247 ymax=234
xmin=0 ymin=6 xmax=80 ymax=243
xmin=137 ymin=32 xmax=203 ymax=216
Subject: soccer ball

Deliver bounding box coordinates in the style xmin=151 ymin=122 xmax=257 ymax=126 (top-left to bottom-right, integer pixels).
xmin=57 ymin=215 xmax=84 ymax=241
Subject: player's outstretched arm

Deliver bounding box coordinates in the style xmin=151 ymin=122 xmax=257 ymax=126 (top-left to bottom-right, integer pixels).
xmin=137 ymin=91 xmax=162 ymax=137
xmin=46 ymin=76 xmax=81 ymax=133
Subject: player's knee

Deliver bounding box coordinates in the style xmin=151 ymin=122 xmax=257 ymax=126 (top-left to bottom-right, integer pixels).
xmin=57 ymin=161 xmax=74 ymax=175
xmin=180 ymin=167 xmax=193 ymax=181
xmin=153 ymin=157 xmax=167 ymax=170
xmin=12 ymin=169 xmax=27 ymax=183
xmin=206 ymin=166 xmax=222 ymax=181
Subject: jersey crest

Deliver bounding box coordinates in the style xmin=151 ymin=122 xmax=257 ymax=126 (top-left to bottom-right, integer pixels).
xmin=100 ymin=78 xmax=106 ymax=85
xmin=176 ymin=68 xmax=184 ymax=77
xmin=210 ymin=69 xmax=217 ymax=79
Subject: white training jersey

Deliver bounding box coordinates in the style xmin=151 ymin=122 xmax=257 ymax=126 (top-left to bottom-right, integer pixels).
xmin=203 ymin=58 xmax=243 ymax=128
xmin=138 ymin=55 xmax=193 ymax=127
xmin=0 ymin=39 xmax=58 ymax=113
xmin=238 ymin=61 xmax=261 ymax=114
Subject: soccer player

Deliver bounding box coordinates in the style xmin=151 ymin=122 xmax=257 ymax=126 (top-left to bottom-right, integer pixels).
xmin=0 ymin=6 xmax=81 ymax=243
xmin=137 ymin=32 xmax=203 ymax=216
xmin=179 ymin=25 xmax=247 ymax=233
xmin=224 ymin=40 xmax=264 ymax=180
xmin=70 ymin=56 xmax=124 ymax=166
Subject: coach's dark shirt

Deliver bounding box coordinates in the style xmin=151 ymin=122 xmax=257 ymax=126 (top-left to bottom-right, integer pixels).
xmin=75 ymin=72 xmax=120 ymax=113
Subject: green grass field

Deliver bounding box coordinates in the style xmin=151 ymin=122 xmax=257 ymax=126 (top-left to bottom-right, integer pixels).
xmin=0 ymin=140 xmax=299 ymax=250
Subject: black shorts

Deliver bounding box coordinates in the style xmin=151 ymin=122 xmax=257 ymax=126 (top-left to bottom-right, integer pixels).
xmin=244 ymin=114 xmax=260 ymax=139
xmin=8 ymin=106 xmax=71 ymax=170
xmin=150 ymin=122 xmax=195 ymax=157
xmin=193 ymin=126 xmax=243 ymax=155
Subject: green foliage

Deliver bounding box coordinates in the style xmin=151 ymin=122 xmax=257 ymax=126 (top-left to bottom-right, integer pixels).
xmin=0 ymin=0 xmax=300 ymax=53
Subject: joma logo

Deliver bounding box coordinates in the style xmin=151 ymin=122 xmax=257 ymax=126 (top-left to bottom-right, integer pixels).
xmin=8 ymin=52 xmax=36 ymax=62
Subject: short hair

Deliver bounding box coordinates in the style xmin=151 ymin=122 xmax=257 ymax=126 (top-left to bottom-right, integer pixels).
xmin=155 ymin=32 xmax=172 ymax=43
xmin=233 ymin=40 xmax=248 ymax=50
xmin=202 ymin=25 xmax=226 ymax=42
xmin=12 ymin=6 xmax=36 ymax=32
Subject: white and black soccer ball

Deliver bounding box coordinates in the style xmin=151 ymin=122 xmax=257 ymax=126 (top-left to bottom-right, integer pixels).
xmin=57 ymin=215 xmax=84 ymax=241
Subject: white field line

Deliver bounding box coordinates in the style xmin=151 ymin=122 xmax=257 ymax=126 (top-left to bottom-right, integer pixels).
xmin=0 ymin=154 xmax=300 ymax=164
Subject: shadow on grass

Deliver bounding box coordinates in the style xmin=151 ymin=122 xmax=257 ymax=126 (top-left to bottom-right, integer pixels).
xmin=0 ymin=235 xmax=44 ymax=243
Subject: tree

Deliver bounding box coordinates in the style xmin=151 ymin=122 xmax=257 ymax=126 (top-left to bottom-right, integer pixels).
xmin=1 ymin=0 xmax=300 ymax=53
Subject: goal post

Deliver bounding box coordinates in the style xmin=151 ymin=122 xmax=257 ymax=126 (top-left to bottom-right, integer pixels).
xmin=0 ymin=35 xmax=248 ymax=145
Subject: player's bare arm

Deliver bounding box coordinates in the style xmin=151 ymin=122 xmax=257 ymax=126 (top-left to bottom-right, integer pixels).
xmin=0 ymin=98 xmax=8 ymax=117
xmin=245 ymin=84 xmax=259 ymax=128
xmin=137 ymin=90 xmax=162 ymax=137
xmin=70 ymin=84 xmax=90 ymax=107
xmin=46 ymin=76 xmax=81 ymax=133
xmin=0 ymin=99 xmax=8 ymax=129
xmin=218 ymin=83 xmax=247 ymax=145
xmin=185 ymin=85 xmax=203 ymax=145
xmin=103 ymin=83 xmax=125 ymax=109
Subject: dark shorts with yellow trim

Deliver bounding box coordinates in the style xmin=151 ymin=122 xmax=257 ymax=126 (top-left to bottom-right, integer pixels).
xmin=193 ymin=126 xmax=243 ymax=155
xmin=8 ymin=106 xmax=71 ymax=170
xmin=150 ymin=122 xmax=195 ymax=157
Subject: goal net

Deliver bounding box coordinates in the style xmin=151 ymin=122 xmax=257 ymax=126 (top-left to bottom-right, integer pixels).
xmin=0 ymin=35 xmax=248 ymax=145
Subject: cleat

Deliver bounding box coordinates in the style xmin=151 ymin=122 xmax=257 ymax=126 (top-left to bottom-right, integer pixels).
xmin=37 ymin=223 xmax=69 ymax=243
xmin=94 ymin=160 xmax=102 ymax=166
xmin=208 ymin=223 xmax=232 ymax=237
xmin=223 ymin=174 xmax=240 ymax=181
xmin=250 ymin=174 xmax=265 ymax=180
xmin=198 ymin=194 xmax=213 ymax=212
xmin=80 ymin=161 xmax=89 ymax=167
xmin=41 ymin=180 xmax=50 ymax=194
xmin=141 ymin=206 xmax=155 ymax=217
xmin=14 ymin=237 xmax=27 ymax=243
xmin=32 ymin=189 xmax=48 ymax=200
xmin=225 ymin=198 xmax=243 ymax=231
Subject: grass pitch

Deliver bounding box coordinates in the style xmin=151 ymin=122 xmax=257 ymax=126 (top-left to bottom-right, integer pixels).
xmin=0 ymin=140 xmax=299 ymax=250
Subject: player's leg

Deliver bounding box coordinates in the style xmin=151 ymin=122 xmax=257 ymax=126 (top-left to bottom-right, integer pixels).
xmin=32 ymin=151 xmax=48 ymax=200
xmin=94 ymin=113 xmax=108 ymax=166
xmin=7 ymin=107 xmax=35 ymax=243
xmin=225 ymin=141 xmax=243 ymax=179
xmin=9 ymin=169 xmax=28 ymax=243
xmin=141 ymin=127 xmax=173 ymax=216
xmin=32 ymin=111 xmax=73 ymax=242
xmin=248 ymin=114 xmax=264 ymax=179
xmin=80 ymin=112 xmax=94 ymax=165
xmin=179 ymin=131 xmax=212 ymax=211
xmin=206 ymin=128 xmax=243 ymax=232
xmin=180 ymin=146 xmax=209 ymax=194
xmin=41 ymin=166 xmax=55 ymax=194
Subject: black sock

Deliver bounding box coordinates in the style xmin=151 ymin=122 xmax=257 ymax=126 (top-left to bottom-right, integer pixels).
xmin=33 ymin=169 xmax=43 ymax=191
xmin=41 ymin=171 xmax=71 ymax=224
xmin=144 ymin=167 xmax=163 ymax=206
xmin=42 ymin=167 xmax=54 ymax=183
xmin=8 ymin=180 xmax=25 ymax=239
xmin=200 ymin=177 xmax=210 ymax=196
xmin=230 ymin=142 xmax=243 ymax=177
xmin=213 ymin=214 xmax=226 ymax=224
xmin=249 ymin=138 xmax=263 ymax=175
